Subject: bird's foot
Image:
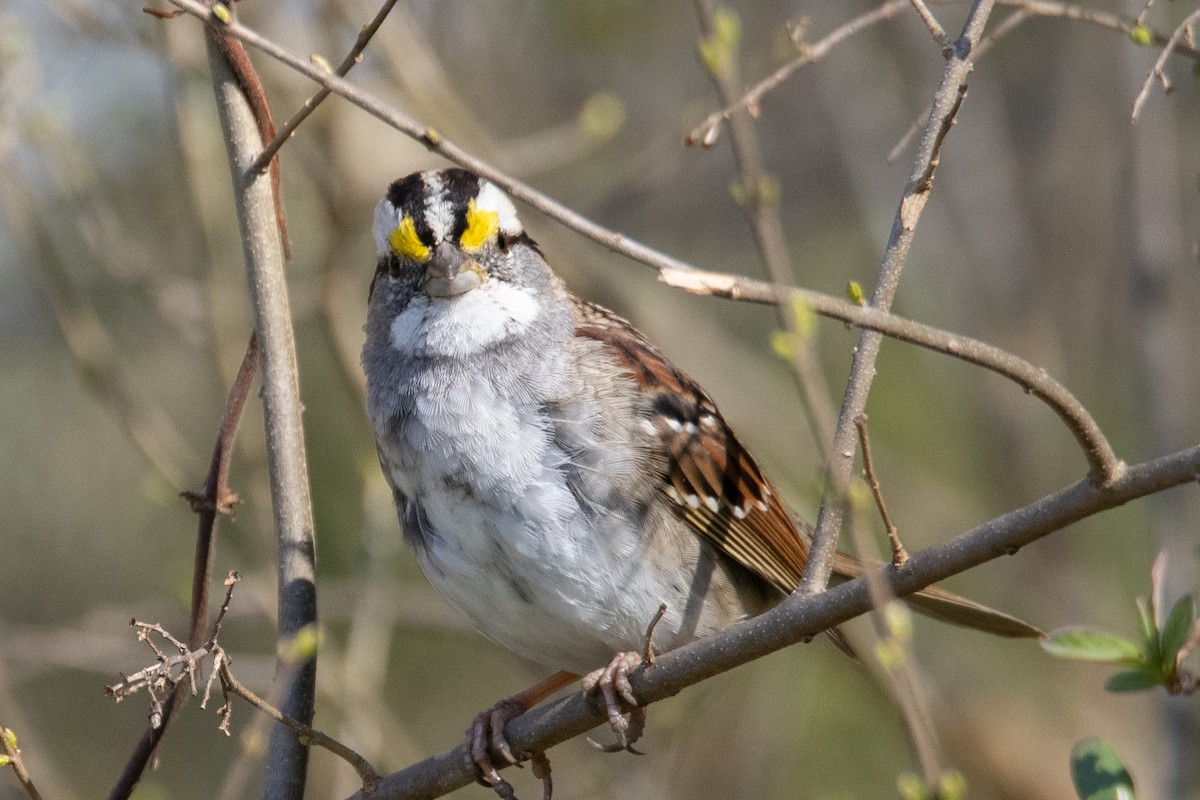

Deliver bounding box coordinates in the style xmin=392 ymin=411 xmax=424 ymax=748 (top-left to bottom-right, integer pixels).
xmin=464 ymin=671 xmax=577 ymax=798
xmin=581 ymin=651 xmax=646 ymax=753
xmin=466 ymin=695 xmax=528 ymax=789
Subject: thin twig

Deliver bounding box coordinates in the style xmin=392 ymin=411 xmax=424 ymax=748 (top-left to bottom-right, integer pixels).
xmin=800 ymin=0 xmax=998 ymax=597
xmin=217 ymin=656 xmax=382 ymax=792
xmin=0 ymin=726 xmax=44 ymax=800
xmin=892 ymin=0 xmax=1200 ymax=160
xmin=1002 ymin=0 xmax=1200 ymax=61
xmin=693 ymin=0 xmax=1200 ymax=153
xmin=691 ymin=0 xmax=836 ymax=464
xmin=641 ymin=604 xmax=668 ymax=666
xmin=889 ymin=7 xmax=1031 ymax=161
xmin=1131 ymin=6 xmax=1200 ymax=120
xmin=162 ymin=0 xmax=1122 ymax=485
xmin=250 ymin=0 xmax=400 ymax=173
xmin=108 ymin=336 xmax=259 ymax=800
xmin=854 ymin=415 xmax=908 ymax=567
xmin=842 ymin=491 xmax=942 ymax=792
xmin=350 ymin=443 xmax=1200 ymax=800
xmin=685 ymin=1 xmax=910 ymax=148
xmin=909 ymin=0 xmax=952 ymax=50
xmin=205 ymin=22 xmax=319 ymax=800
xmin=658 ymin=265 xmax=1121 ymax=485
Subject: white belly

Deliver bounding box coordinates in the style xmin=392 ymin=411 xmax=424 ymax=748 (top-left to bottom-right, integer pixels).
xmin=382 ymin=366 xmax=673 ymax=675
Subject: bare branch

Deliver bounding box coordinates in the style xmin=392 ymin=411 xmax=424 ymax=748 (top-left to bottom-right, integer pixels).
xmin=890 ymin=6 xmax=1031 ymax=161
xmin=108 ymin=336 xmax=259 ymax=800
xmin=800 ymin=0 xmax=997 ymax=596
xmin=854 ymin=415 xmax=908 ymax=567
xmin=685 ymin=1 xmax=910 ymax=148
xmin=217 ymin=655 xmax=381 ymax=793
xmin=250 ymin=0 xmax=401 ymax=173
xmin=659 ymin=266 xmax=1121 ymax=484
xmin=349 ymin=443 xmax=1200 ymax=800
xmin=204 ymin=21 xmax=319 ymax=800
xmin=691 ymin=0 xmax=837 ymax=464
xmin=0 ymin=726 xmax=44 ymax=800
xmin=909 ymin=0 xmax=952 ymax=50
xmin=1004 ymin=0 xmax=1200 ymax=61
xmin=1131 ymin=6 xmax=1200 ymax=120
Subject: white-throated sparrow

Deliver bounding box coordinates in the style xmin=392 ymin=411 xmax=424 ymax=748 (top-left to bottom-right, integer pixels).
xmin=362 ymin=168 xmax=1040 ymax=789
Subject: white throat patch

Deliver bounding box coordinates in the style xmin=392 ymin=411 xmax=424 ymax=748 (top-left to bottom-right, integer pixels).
xmin=389 ymin=281 xmax=540 ymax=358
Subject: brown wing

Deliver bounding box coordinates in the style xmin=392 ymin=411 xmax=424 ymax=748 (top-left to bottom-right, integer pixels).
xmin=572 ymin=298 xmax=808 ymax=594
xmin=572 ymin=298 xmax=1043 ymax=640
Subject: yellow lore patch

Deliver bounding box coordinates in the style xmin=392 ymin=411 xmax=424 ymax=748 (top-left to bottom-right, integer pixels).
xmin=389 ymin=215 xmax=430 ymax=262
xmin=459 ymin=197 xmax=499 ymax=250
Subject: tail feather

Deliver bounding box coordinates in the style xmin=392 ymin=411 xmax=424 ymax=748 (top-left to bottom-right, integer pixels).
xmin=831 ymin=552 xmax=1043 ymax=639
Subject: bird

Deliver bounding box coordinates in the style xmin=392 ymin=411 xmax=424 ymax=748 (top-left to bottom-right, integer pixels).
xmin=361 ymin=167 xmax=1041 ymax=790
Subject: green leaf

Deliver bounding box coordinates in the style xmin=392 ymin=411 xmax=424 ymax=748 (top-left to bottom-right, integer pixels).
xmin=578 ymin=91 xmax=626 ymax=141
xmin=698 ymin=7 xmax=741 ymax=78
xmin=896 ymin=773 xmax=926 ymax=800
xmin=846 ymin=281 xmax=865 ymax=305
xmin=789 ymin=297 xmax=816 ymax=341
xmin=1104 ymin=668 xmax=1162 ymax=692
xmin=770 ymin=330 xmax=797 ymax=361
xmin=1042 ymin=627 xmax=1143 ymax=664
xmin=1070 ymin=738 xmax=1135 ymax=800
xmin=1135 ymin=598 xmax=1161 ymax=666
xmin=1129 ymin=25 xmax=1153 ymax=46
xmin=938 ymin=770 xmax=967 ymax=800
xmin=1160 ymin=596 xmax=1196 ymax=672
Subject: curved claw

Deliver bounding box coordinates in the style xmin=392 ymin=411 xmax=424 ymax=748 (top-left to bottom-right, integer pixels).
xmin=581 ymin=652 xmax=646 ymax=753
xmin=466 ymin=697 xmax=527 ymax=789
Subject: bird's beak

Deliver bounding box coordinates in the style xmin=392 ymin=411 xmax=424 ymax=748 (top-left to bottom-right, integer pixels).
xmin=423 ymin=241 xmax=486 ymax=298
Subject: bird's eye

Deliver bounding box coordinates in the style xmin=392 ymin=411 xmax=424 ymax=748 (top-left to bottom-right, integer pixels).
xmin=459 ymin=197 xmax=499 ymax=250
xmin=389 ymin=214 xmax=431 ymax=262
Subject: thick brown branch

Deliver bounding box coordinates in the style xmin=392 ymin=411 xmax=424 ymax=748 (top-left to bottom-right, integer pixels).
xmin=349 ymin=444 xmax=1200 ymax=800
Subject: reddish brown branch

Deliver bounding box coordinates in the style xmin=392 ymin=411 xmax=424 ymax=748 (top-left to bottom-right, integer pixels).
xmin=107 ymin=334 xmax=259 ymax=800
xmin=186 ymin=2 xmax=291 ymax=259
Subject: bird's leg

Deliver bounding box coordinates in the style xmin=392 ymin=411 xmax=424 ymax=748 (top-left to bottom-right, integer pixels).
xmin=641 ymin=602 xmax=667 ymax=666
xmin=467 ymin=670 xmax=579 ymax=790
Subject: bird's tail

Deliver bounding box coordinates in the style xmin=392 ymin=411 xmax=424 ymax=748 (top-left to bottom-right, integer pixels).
xmin=830 ymin=551 xmax=1043 ymax=639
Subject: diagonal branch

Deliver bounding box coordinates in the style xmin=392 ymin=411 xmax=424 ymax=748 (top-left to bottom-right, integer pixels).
xmin=691 ymin=0 xmax=837 ymax=464
xmin=1131 ymin=6 xmax=1200 ymax=120
xmin=685 ymin=1 xmax=911 ymax=148
xmin=164 ymin=0 xmax=1121 ymax=501
xmin=347 ymin=443 xmax=1200 ymax=800
xmin=799 ymin=0 xmax=996 ymax=595
xmin=249 ymin=0 xmax=401 ymax=173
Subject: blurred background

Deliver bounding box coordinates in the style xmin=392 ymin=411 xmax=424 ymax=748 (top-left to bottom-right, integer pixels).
xmin=1 ymin=1 xmax=1198 ymax=798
